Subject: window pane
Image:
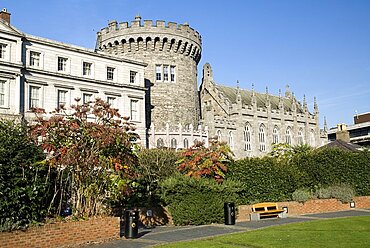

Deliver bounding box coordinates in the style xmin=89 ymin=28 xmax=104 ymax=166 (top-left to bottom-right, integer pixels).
xmin=0 ymin=44 xmax=6 ymax=59
xmin=130 ymin=99 xmax=138 ymax=121
xmin=30 ymin=51 xmax=40 ymax=67
xmin=156 ymin=65 xmax=162 ymax=81
xmin=30 ymin=86 xmax=40 ymax=108
xmin=83 ymin=93 xmax=92 ymax=104
xmin=58 ymin=57 xmax=67 ymax=71
xmin=83 ymin=62 xmax=92 ymax=76
xmin=0 ymin=81 xmax=5 ymax=106
xmin=57 ymin=90 xmax=67 ymax=107
xmin=130 ymin=71 xmax=137 ymax=84
xmin=107 ymin=67 xmax=114 ymax=80
xmin=163 ymin=65 xmax=169 ymax=81
xmin=170 ymin=66 xmax=175 ymax=82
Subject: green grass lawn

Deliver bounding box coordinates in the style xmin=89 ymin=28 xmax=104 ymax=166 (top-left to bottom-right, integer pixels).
xmin=158 ymin=216 xmax=370 ymax=248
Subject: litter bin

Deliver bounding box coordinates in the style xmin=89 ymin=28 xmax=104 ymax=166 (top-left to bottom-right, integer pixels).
xmin=224 ymin=202 xmax=235 ymax=225
xmin=124 ymin=210 xmax=139 ymax=238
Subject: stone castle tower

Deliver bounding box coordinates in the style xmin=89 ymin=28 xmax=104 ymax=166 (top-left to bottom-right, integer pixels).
xmin=96 ymin=16 xmax=202 ymax=130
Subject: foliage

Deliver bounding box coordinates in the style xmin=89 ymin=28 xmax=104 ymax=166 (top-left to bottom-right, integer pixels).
xmin=0 ymin=120 xmax=48 ymax=231
xmin=292 ymin=188 xmax=313 ymax=203
xmin=292 ymin=148 xmax=370 ymax=196
xmin=315 ymin=184 xmax=355 ymax=203
xmin=228 ymin=156 xmax=305 ymax=204
xmin=177 ymin=139 xmax=234 ymax=182
xmin=159 ymin=175 xmax=244 ymax=225
xmin=131 ymin=148 xmax=180 ymax=206
xmin=29 ymin=98 xmax=139 ymax=217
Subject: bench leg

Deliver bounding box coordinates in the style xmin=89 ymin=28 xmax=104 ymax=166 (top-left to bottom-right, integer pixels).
xmin=250 ymin=213 xmax=260 ymax=221
xmin=278 ymin=212 xmax=287 ymax=218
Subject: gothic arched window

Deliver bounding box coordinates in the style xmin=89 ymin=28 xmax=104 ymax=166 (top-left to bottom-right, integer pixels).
xmin=217 ymin=130 xmax=222 ymax=142
xmin=157 ymin=138 xmax=164 ymax=148
xmin=272 ymin=126 xmax=279 ymax=144
xmin=259 ymin=124 xmax=266 ymax=152
xmin=298 ymin=128 xmax=304 ymax=145
xmin=310 ymin=129 xmax=316 ymax=147
xmin=170 ymin=138 xmax=177 ymax=149
xmin=183 ymin=138 xmax=189 ymax=149
xmin=244 ymin=123 xmax=252 ymax=151
xmin=285 ymin=127 xmax=292 ymax=145
xmin=228 ymin=131 xmax=234 ymax=150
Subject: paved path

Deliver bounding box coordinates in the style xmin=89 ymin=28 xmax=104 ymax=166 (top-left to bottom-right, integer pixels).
xmin=88 ymin=209 xmax=370 ymax=248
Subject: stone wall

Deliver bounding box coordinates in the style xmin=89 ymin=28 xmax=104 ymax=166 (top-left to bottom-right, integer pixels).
xmin=0 ymin=217 xmax=120 ymax=248
xmin=237 ymin=196 xmax=370 ymax=222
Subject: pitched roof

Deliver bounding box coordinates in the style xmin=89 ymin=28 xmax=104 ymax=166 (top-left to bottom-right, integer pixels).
xmin=214 ymin=84 xmax=304 ymax=113
xmin=320 ymin=140 xmax=363 ymax=152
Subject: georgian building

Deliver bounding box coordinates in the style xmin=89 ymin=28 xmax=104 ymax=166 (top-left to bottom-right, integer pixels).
xmin=0 ymin=9 xmax=147 ymax=146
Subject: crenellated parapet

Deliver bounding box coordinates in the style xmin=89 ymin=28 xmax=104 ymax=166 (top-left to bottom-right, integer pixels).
xmin=97 ymin=16 xmax=202 ymax=63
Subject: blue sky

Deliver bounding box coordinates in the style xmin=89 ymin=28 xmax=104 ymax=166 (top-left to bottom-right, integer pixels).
xmin=3 ymin=0 xmax=370 ymax=128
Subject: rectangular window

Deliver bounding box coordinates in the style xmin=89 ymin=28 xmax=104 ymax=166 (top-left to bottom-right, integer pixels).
xmin=170 ymin=66 xmax=175 ymax=82
xmin=155 ymin=65 xmax=162 ymax=81
xmin=107 ymin=96 xmax=115 ymax=107
xmin=30 ymin=51 xmax=40 ymax=67
xmin=0 ymin=81 xmax=5 ymax=106
xmin=130 ymin=99 xmax=138 ymax=121
xmin=29 ymin=86 xmax=40 ymax=108
xmin=57 ymin=90 xmax=67 ymax=108
xmin=107 ymin=67 xmax=115 ymax=80
xmin=83 ymin=62 xmax=92 ymax=76
xmin=130 ymin=71 xmax=137 ymax=84
xmin=58 ymin=57 xmax=67 ymax=71
xmin=0 ymin=43 xmax=6 ymax=59
xmin=163 ymin=65 xmax=169 ymax=81
xmin=83 ymin=93 xmax=92 ymax=104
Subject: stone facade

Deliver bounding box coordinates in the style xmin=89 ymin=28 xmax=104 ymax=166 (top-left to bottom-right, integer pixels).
xmin=97 ymin=16 xmax=201 ymax=130
xmin=200 ymin=63 xmax=326 ymax=157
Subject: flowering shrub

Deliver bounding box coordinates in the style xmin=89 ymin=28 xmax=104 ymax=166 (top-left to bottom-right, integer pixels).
xmin=29 ymin=98 xmax=139 ymax=217
xmin=177 ymin=139 xmax=233 ymax=182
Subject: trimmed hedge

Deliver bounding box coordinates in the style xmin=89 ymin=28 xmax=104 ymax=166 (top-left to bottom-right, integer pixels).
xmin=159 ymin=175 xmax=244 ymax=225
xmin=293 ymin=148 xmax=370 ymax=196
xmin=228 ymin=156 xmax=305 ymax=204
xmin=228 ymin=148 xmax=370 ymax=204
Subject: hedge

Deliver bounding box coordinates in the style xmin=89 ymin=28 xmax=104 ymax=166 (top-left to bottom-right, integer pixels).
xmin=159 ymin=175 xmax=244 ymax=225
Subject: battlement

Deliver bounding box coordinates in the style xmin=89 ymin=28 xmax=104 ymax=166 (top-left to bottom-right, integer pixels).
xmin=100 ymin=17 xmax=201 ymax=43
xmin=97 ymin=17 xmax=202 ymax=63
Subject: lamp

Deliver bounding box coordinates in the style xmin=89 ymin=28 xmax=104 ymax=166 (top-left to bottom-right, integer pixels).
xmin=282 ymin=206 xmax=288 ymax=213
xmin=350 ymin=202 xmax=355 ymax=208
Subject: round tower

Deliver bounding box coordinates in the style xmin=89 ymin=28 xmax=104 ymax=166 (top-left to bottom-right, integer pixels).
xmin=96 ymin=16 xmax=202 ymax=129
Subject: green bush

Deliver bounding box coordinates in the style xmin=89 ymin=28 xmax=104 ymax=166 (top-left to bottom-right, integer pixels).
xmin=0 ymin=120 xmax=48 ymax=231
xmin=316 ymin=184 xmax=355 ymax=203
xmin=292 ymin=188 xmax=313 ymax=203
xmin=228 ymin=157 xmax=305 ymax=204
xmin=129 ymin=148 xmax=180 ymax=207
xmin=159 ymin=175 xmax=244 ymax=225
xmin=293 ymin=148 xmax=370 ymax=196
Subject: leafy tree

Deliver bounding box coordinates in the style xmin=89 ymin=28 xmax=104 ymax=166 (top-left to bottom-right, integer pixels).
xmin=177 ymin=139 xmax=233 ymax=182
xmin=29 ymin=98 xmax=139 ymax=217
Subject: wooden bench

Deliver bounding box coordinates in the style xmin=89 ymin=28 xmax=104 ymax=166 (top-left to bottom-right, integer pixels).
xmin=250 ymin=202 xmax=286 ymax=221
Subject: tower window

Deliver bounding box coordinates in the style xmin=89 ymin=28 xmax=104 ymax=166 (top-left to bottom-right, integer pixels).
xmin=170 ymin=66 xmax=176 ymax=82
xmin=156 ymin=65 xmax=162 ymax=81
xmin=163 ymin=65 xmax=169 ymax=81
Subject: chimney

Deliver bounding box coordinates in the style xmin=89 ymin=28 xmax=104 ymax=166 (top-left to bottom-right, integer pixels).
xmin=0 ymin=8 xmax=10 ymax=24
xmin=336 ymin=124 xmax=350 ymax=143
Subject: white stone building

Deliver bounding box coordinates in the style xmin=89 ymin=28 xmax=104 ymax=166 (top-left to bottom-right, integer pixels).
xmin=0 ymin=9 xmax=148 ymax=146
